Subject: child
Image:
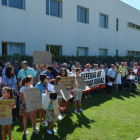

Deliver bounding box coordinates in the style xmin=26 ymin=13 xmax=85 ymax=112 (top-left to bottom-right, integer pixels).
xmin=46 ymin=93 xmax=58 ymax=134
xmin=35 ymin=74 xmax=48 ymax=127
xmin=74 ymin=68 xmax=84 ymax=114
xmin=0 ymin=87 xmax=16 ymax=140
xmin=47 ymin=76 xmax=55 ymax=93
xmin=54 ymin=76 xmax=63 ymax=108
xmin=19 ymin=76 xmax=39 ymax=135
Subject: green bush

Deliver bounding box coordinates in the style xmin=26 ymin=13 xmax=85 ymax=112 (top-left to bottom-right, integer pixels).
xmin=0 ymin=54 xmax=140 ymax=66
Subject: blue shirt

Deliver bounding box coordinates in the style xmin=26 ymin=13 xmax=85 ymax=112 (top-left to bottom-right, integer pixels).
xmin=43 ymin=71 xmax=52 ymax=79
xmin=107 ymin=68 xmax=116 ymax=78
xmin=35 ymin=82 xmax=46 ymax=92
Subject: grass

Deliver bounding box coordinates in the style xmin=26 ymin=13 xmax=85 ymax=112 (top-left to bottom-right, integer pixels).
xmin=1 ymin=90 xmax=140 ymax=140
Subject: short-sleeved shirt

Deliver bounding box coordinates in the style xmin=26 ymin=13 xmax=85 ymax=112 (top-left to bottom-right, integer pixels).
xmin=84 ymin=69 xmax=92 ymax=72
xmin=52 ymin=69 xmax=58 ymax=79
xmin=17 ymin=67 xmax=36 ymax=80
xmin=35 ymin=82 xmax=46 ymax=92
xmin=3 ymin=75 xmax=17 ymax=93
xmin=119 ymin=66 xmax=126 ymax=77
xmin=43 ymin=71 xmax=52 ymax=79
xmin=107 ymin=68 xmax=116 ymax=78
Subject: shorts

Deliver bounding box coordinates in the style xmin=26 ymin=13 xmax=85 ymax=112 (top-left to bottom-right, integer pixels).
xmin=74 ymin=90 xmax=82 ymax=101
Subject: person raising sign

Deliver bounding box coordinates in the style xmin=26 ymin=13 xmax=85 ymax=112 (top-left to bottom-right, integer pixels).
xmin=19 ymin=76 xmax=39 ymax=135
xmin=0 ymin=87 xmax=16 ymax=140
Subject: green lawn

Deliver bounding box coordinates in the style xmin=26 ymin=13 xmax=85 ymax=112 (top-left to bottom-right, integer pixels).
xmin=1 ymin=90 xmax=140 ymax=140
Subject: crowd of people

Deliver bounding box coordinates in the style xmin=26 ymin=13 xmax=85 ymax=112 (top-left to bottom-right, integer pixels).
xmin=0 ymin=58 xmax=139 ymax=140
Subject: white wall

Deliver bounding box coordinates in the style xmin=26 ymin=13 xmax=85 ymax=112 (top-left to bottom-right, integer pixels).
xmin=0 ymin=0 xmax=140 ymax=56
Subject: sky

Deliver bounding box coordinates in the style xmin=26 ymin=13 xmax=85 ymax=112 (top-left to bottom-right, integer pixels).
xmin=120 ymin=0 xmax=140 ymax=10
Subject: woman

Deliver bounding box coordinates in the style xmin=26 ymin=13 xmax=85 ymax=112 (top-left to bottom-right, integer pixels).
xmin=124 ymin=62 xmax=129 ymax=77
xmin=114 ymin=64 xmax=122 ymax=93
xmin=3 ymin=66 xmax=19 ymax=121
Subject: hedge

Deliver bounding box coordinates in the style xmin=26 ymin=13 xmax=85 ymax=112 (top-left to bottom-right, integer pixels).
xmin=0 ymin=54 xmax=140 ymax=66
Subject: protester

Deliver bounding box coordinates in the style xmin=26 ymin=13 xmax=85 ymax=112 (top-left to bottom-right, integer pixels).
xmin=17 ymin=61 xmax=36 ymax=85
xmin=19 ymin=76 xmax=39 ymax=135
xmin=35 ymin=74 xmax=48 ymax=127
xmin=133 ymin=62 xmax=138 ymax=77
xmin=52 ymin=62 xmax=58 ymax=79
xmin=3 ymin=66 xmax=19 ymax=121
xmin=37 ymin=64 xmax=45 ymax=82
xmin=12 ymin=60 xmax=19 ymax=77
xmin=107 ymin=64 xmax=116 ymax=95
xmin=119 ymin=62 xmax=126 ymax=91
xmin=0 ymin=87 xmax=16 ymax=140
xmin=43 ymin=65 xmax=54 ymax=80
xmin=73 ymin=68 xmax=84 ymax=114
xmin=114 ymin=64 xmax=122 ymax=93
xmin=2 ymin=62 xmax=11 ymax=77
xmin=104 ymin=63 xmax=109 ymax=85
xmin=84 ymin=63 xmax=91 ymax=72
xmin=62 ymin=63 xmax=70 ymax=74
xmin=69 ymin=66 xmax=76 ymax=76
xmin=46 ymin=93 xmax=58 ymax=134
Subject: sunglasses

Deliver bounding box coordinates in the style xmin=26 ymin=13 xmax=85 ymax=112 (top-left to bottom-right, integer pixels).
xmin=25 ymin=71 xmax=27 ymax=76
xmin=1 ymin=91 xmax=7 ymax=94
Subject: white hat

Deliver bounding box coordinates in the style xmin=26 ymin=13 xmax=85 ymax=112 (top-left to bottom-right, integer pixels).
xmin=5 ymin=62 xmax=11 ymax=66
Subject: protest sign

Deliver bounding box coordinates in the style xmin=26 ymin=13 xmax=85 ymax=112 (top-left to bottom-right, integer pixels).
xmin=81 ymin=70 xmax=106 ymax=92
xmin=23 ymin=87 xmax=42 ymax=112
xmin=76 ymin=76 xmax=90 ymax=91
xmin=53 ymin=99 xmax=64 ymax=120
xmin=54 ymin=84 xmax=73 ymax=101
xmin=33 ymin=51 xmax=52 ymax=65
xmin=0 ymin=100 xmax=14 ymax=118
xmin=61 ymin=76 xmax=76 ymax=88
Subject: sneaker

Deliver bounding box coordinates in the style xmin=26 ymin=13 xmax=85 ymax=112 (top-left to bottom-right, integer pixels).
xmin=52 ymin=128 xmax=57 ymax=133
xmin=88 ymin=95 xmax=92 ymax=97
xmin=74 ymin=110 xmax=78 ymax=114
xmin=35 ymin=126 xmax=39 ymax=130
xmin=85 ymin=96 xmax=88 ymax=98
xmin=79 ymin=109 xmax=84 ymax=113
xmin=33 ymin=130 xmax=39 ymax=135
xmin=40 ymin=122 xmax=45 ymax=126
xmin=47 ymin=130 xmax=52 ymax=134
xmin=24 ymin=130 xmax=29 ymax=135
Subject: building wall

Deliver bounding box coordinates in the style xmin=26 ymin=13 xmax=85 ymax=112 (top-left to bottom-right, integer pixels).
xmin=0 ymin=0 xmax=140 ymax=56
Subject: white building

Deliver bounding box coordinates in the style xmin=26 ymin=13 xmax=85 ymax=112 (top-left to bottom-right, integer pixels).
xmin=0 ymin=0 xmax=140 ymax=57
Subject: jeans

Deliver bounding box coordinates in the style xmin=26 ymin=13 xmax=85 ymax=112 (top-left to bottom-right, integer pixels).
xmin=107 ymin=77 xmax=115 ymax=94
xmin=119 ymin=76 xmax=126 ymax=91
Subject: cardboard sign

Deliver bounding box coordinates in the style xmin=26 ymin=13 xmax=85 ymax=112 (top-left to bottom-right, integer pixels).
xmin=53 ymin=99 xmax=64 ymax=120
xmin=33 ymin=51 xmax=52 ymax=65
xmin=54 ymin=84 xmax=73 ymax=101
xmin=23 ymin=87 xmax=42 ymax=112
xmin=0 ymin=100 xmax=14 ymax=118
xmin=61 ymin=76 xmax=76 ymax=88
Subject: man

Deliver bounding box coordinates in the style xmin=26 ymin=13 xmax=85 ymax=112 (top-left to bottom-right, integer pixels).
xmin=43 ymin=65 xmax=54 ymax=80
xmin=37 ymin=64 xmax=45 ymax=82
xmin=119 ymin=62 xmax=126 ymax=91
xmin=107 ymin=64 xmax=116 ymax=95
xmin=52 ymin=61 xmax=58 ymax=79
xmin=17 ymin=61 xmax=36 ymax=84
xmin=13 ymin=60 xmax=19 ymax=77
xmin=2 ymin=62 xmax=11 ymax=77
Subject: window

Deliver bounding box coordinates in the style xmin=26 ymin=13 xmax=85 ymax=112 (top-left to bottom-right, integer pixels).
xmin=99 ymin=49 xmax=108 ymax=56
xmin=46 ymin=0 xmax=62 ymax=17
xmin=77 ymin=6 xmax=89 ymax=24
xmin=116 ymin=19 xmax=119 ymax=31
xmin=2 ymin=42 xmax=25 ymax=55
xmin=127 ymin=50 xmax=140 ymax=56
xmin=116 ymin=50 xmax=118 ymax=56
xmin=46 ymin=45 xmax=62 ymax=55
xmin=77 ymin=47 xmax=88 ymax=56
xmin=128 ymin=22 xmax=140 ymax=31
xmin=2 ymin=0 xmax=25 ymax=9
xmin=99 ymin=13 xmax=108 ymax=28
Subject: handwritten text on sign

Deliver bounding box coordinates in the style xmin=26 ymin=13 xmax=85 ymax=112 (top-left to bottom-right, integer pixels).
xmin=81 ymin=70 xmax=105 ymax=87
xmin=0 ymin=100 xmax=14 ymax=118
xmin=61 ymin=76 xmax=76 ymax=88
xmin=23 ymin=87 xmax=42 ymax=112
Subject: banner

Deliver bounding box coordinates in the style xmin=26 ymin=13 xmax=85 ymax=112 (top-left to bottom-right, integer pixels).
xmin=54 ymin=83 xmax=73 ymax=101
xmin=0 ymin=100 xmax=14 ymax=118
xmin=61 ymin=76 xmax=76 ymax=88
xmin=53 ymin=99 xmax=64 ymax=120
xmin=23 ymin=87 xmax=42 ymax=112
xmin=81 ymin=70 xmax=106 ymax=92
xmin=33 ymin=51 xmax=52 ymax=65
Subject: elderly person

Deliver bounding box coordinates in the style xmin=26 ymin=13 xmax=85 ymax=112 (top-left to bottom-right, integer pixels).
xmin=107 ymin=64 xmax=116 ymax=95
xmin=84 ymin=63 xmax=92 ymax=72
xmin=17 ymin=61 xmax=36 ymax=85
xmin=69 ymin=66 xmax=76 ymax=76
